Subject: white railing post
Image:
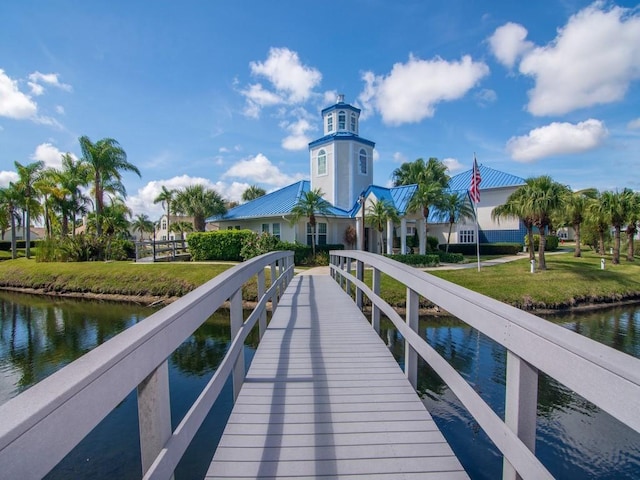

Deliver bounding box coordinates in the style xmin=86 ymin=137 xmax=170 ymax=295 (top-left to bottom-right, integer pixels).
xmin=372 ymin=267 xmax=380 ymax=334
xmin=405 ymin=287 xmax=419 ymax=389
xmin=339 ymin=257 xmax=345 ymax=289
xmin=503 ymin=351 xmax=539 ymax=480
xmin=257 ymin=269 xmax=267 ymax=339
xmin=230 ymin=288 xmax=244 ymax=402
xmin=346 ymin=258 xmax=352 ymax=297
xmin=270 ymin=262 xmax=278 ymax=311
xmin=356 ymin=259 xmax=364 ymax=309
xmin=137 ymin=360 xmax=172 ymax=477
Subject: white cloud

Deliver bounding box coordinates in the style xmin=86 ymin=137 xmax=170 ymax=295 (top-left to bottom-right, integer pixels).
xmin=222 ymin=153 xmax=306 ymax=187
xmin=28 ymin=71 xmax=72 ymax=94
xmin=628 ymin=118 xmax=640 ymax=130
xmin=442 ymin=157 xmax=463 ymax=172
xmin=0 ymin=69 xmax=37 ymax=119
xmin=280 ymin=116 xmax=314 ymax=151
xmin=372 ymin=149 xmax=380 ymax=162
xmin=240 ymin=83 xmax=282 ymax=118
xmin=475 ymin=88 xmax=497 ymax=106
xmin=55 ymin=105 xmax=65 ymax=115
xmin=488 ymin=22 xmax=534 ymax=68
xmin=506 ymin=119 xmax=608 ymax=162
xmin=249 ymin=47 xmax=321 ymax=103
xmin=359 ymin=54 xmax=489 ymax=125
xmin=31 ymin=142 xmax=70 ymax=169
xmin=0 ymin=170 xmax=19 ymax=187
xmin=392 ymin=152 xmax=408 ymax=164
xmin=323 ymin=90 xmax=339 ymax=106
xmin=518 ymin=4 xmax=640 ymax=116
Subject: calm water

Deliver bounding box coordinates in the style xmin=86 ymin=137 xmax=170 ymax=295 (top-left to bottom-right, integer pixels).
xmin=1 ymin=290 xmax=639 ymax=479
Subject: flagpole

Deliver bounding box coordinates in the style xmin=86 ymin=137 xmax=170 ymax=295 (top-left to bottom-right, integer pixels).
xmin=470 ymin=153 xmax=481 ymax=272
xmin=475 ymin=202 xmax=480 ymax=272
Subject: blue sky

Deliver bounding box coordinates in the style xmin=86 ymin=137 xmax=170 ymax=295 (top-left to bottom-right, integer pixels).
xmin=1 ymin=0 xmax=639 ymax=220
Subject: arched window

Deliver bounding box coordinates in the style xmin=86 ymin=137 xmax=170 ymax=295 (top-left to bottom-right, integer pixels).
xmin=327 ymin=114 xmax=333 ymax=133
xmin=338 ymin=111 xmax=346 ymax=130
xmin=317 ymin=149 xmax=327 ymax=175
xmin=359 ymin=149 xmax=367 ymax=174
xmin=350 ymin=113 xmax=357 ymax=132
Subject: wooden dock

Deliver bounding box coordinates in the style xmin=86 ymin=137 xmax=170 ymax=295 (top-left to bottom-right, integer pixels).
xmin=207 ymin=273 xmax=468 ymax=479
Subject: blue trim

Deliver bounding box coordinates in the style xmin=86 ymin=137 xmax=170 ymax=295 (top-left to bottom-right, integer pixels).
xmin=321 ymin=103 xmax=361 ymax=116
xmin=309 ymin=132 xmax=375 ymax=149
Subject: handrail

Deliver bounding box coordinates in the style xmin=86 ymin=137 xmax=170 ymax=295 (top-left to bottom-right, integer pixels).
xmin=0 ymin=250 xmax=294 ymax=480
xmin=330 ymin=250 xmax=640 ymax=480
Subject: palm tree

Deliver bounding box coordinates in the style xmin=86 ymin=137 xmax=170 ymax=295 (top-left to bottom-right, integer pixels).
xmin=366 ymin=199 xmax=399 ymax=254
xmin=587 ymin=192 xmax=610 ymax=256
xmin=34 ymin=168 xmax=63 ymax=239
xmin=561 ymin=188 xmax=598 ymax=257
xmin=173 ymin=184 xmax=226 ymax=232
xmin=79 ymin=136 xmax=140 ymax=236
xmin=393 ymin=158 xmax=449 ymax=253
xmin=170 ymin=220 xmax=194 ymax=247
xmin=14 ymin=160 xmax=44 ymax=258
xmin=0 ymin=184 xmax=22 ymax=258
xmin=242 ymin=185 xmax=267 ymax=202
xmin=57 ymin=153 xmax=91 ymax=237
xmin=525 ymin=176 xmax=569 ymax=270
xmin=623 ymin=189 xmax=640 ymax=261
xmin=131 ymin=214 xmax=154 ymax=240
xmin=291 ymin=188 xmax=332 ymax=256
xmin=436 ymin=191 xmax=476 ymax=252
xmin=154 ymin=186 xmax=175 ymax=237
xmin=599 ymin=190 xmax=626 ymax=265
xmin=492 ymin=183 xmax=536 ymax=260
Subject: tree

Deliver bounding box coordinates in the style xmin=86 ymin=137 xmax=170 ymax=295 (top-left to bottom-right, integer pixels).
xmin=14 ymin=160 xmax=44 ymax=258
xmin=436 ymin=191 xmax=476 ymax=252
xmin=393 ymin=158 xmax=449 ymax=253
xmin=131 ymin=214 xmax=154 ymax=240
xmin=173 ymin=184 xmax=226 ymax=232
xmin=366 ymin=199 xmax=399 ymax=254
xmin=525 ymin=176 xmax=569 ymax=270
xmin=492 ymin=182 xmax=536 ymax=260
xmin=291 ymin=188 xmax=332 ymax=256
xmin=599 ymin=190 xmax=626 ymax=265
xmin=154 ymin=186 xmax=175 ymax=237
xmin=561 ymin=188 xmax=598 ymax=258
xmin=623 ymin=189 xmax=640 ymax=261
xmin=0 ymin=184 xmax=22 ymax=258
xmin=587 ymin=192 xmax=610 ymax=256
xmin=170 ymin=221 xmax=194 ymax=246
xmin=57 ymin=153 xmax=91 ymax=237
xmin=242 ymin=185 xmax=266 ymax=202
xmin=79 ymin=136 xmax=140 ymax=236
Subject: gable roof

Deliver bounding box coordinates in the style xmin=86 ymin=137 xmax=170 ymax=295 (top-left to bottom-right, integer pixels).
xmin=448 ymin=164 xmax=526 ymax=191
xmin=208 ymin=180 xmax=352 ymax=222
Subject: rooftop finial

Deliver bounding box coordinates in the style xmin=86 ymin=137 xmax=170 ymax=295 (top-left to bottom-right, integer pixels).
xmin=337 ymin=94 xmax=345 ymax=103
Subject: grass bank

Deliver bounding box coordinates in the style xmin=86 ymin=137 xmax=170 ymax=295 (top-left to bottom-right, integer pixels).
xmin=1 ymin=250 xmax=639 ymax=311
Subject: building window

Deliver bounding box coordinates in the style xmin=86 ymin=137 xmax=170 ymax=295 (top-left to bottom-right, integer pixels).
xmin=262 ymin=223 xmax=269 ymax=233
xmin=350 ymin=113 xmax=357 ymax=132
xmin=359 ymin=149 xmax=367 ymax=174
xmin=459 ymin=229 xmax=475 ymax=243
xmin=161 ymin=220 xmax=167 ymax=230
xmin=317 ymin=149 xmax=327 ymax=175
xmin=306 ymin=222 xmax=327 ymax=246
xmin=327 ymin=114 xmax=333 ymax=132
xmin=272 ymin=223 xmax=280 ymax=240
xmin=338 ymin=111 xmax=346 ymax=130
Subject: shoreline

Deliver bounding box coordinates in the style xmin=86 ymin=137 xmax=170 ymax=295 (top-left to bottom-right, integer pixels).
xmin=2 ymin=285 xmax=639 ymax=316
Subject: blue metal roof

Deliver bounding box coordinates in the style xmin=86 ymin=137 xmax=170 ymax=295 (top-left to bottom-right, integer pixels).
xmin=308 ymin=132 xmax=375 ymax=149
xmin=448 ymin=164 xmax=525 ymax=191
xmin=321 ymin=101 xmax=361 ymax=116
xmin=209 ymin=180 xmax=352 ymax=222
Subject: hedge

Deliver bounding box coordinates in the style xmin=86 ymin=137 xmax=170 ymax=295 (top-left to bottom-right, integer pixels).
xmin=0 ymin=240 xmax=37 ymax=251
xmin=445 ymin=243 xmax=522 ymax=255
xmin=527 ymin=235 xmax=559 ymax=251
xmin=188 ymin=230 xmax=255 ymax=261
xmin=385 ymin=254 xmax=440 ymax=267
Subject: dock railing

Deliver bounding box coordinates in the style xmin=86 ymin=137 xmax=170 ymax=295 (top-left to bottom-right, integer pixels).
xmin=330 ymin=250 xmax=640 ymax=480
xmin=0 ymin=250 xmax=294 ymax=480
xmin=135 ymin=239 xmax=190 ymax=262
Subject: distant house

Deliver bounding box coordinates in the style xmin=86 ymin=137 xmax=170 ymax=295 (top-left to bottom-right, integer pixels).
xmin=208 ymin=96 xmax=527 ymax=252
xmin=153 ymin=214 xmax=197 ymax=241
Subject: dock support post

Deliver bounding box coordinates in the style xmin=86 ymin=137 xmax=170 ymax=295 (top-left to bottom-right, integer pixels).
xmin=503 ymin=351 xmax=538 ymax=480
xmin=405 ymin=288 xmax=419 ymax=389
xmin=230 ymin=288 xmax=244 ymax=402
xmin=137 ymin=360 xmax=172 ymax=477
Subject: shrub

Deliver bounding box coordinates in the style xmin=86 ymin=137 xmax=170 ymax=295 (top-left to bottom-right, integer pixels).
xmin=446 ymin=243 xmax=522 ymax=255
xmin=427 ymin=236 xmax=439 ymax=252
xmin=188 ymin=230 xmax=254 ymax=261
xmin=527 ymin=235 xmax=559 ymax=252
xmin=106 ymin=239 xmax=135 ymax=261
xmin=385 ymin=253 xmax=440 ymax=267
xmin=240 ymin=232 xmax=281 ymax=260
xmin=436 ymin=251 xmax=464 ymax=263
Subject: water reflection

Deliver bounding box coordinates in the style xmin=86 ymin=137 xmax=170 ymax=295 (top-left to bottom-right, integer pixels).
xmin=379 ymin=306 xmax=640 ymax=479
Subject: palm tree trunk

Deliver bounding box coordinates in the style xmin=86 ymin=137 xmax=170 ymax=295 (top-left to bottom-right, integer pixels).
xmin=527 ymin=226 xmax=535 ymax=261
xmin=10 ymin=211 xmax=17 ymax=259
xmin=538 ymin=232 xmax=547 ymax=271
xmin=573 ymin=223 xmax=581 ymax=257
xmin=446 ymin=221 xmax=453 ymax=253
xmin=25 ymin=207 xmax=31 ymax=259
xmin=598 ymin=229 xmax=605 ymax=255
xmin=627 ymin=227 xmax=636 ymax=261
xmin=613 ymin=227 xmax=621 ymax=264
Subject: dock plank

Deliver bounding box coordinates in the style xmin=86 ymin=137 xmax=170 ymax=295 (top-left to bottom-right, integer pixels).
xmin=206 ymin=274 xmax=468 ymax=479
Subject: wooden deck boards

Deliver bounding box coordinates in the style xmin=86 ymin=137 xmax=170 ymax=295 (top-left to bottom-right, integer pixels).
xmin=207 ymin=274 xmax=468 ymax=479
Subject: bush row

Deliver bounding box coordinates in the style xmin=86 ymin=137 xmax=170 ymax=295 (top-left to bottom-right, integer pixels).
xmin=445 ymin=243 xmax=523 ymax=256
xmin=385 ymin=254 xmax=440 ymax=267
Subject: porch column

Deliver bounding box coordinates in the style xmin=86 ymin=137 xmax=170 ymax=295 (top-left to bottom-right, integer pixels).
xmin=417 ymin=218 xmax=426 ymax=255
xmin=386 ymin=219 xmax=394 ymax=255
xmin=400 ymin=218 xmax=407 ymax=254
xmin=356 ymin=217 xmax=364 ymax=251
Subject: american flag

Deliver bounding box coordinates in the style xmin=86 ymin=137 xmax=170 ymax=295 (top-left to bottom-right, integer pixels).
xmin=469 ymin=156 xmax=481 ymax=204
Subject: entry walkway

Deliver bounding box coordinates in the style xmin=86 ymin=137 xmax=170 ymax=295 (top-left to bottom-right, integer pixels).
xmin=207 ymin=273 xmax=468 ymax=479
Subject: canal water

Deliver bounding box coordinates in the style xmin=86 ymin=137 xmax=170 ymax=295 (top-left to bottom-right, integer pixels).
xmin=0 ymin=290 xmax=639 ymax=479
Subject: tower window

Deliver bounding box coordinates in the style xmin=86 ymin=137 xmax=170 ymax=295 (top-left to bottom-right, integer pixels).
xmin=338 ymin=111 xmax=346 ymax=130
xmin=359 ymin=149 xmax=367 ymax=174
xmin=317 ymin=149 xmax=327 ymax=175
xmin=327 ymin=114 xmax=333 ymax=133
xmin=350 ymin=113 xmax=357 ymax=132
